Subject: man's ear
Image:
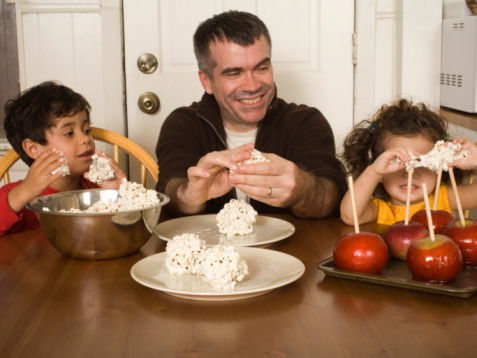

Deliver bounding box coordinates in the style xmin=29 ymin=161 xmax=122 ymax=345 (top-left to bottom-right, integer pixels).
xmin=198 ymin=70 xmax=213 ymax=94
xmin=22 ymin=139 xmax=42 ymax=160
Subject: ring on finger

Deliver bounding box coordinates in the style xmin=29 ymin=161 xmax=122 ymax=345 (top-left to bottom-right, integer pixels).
xmin=267 ymin=187 xmax=272 ymax=198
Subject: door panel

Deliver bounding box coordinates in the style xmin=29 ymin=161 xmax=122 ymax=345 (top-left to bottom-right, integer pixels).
xmin=123 ymin=0 xmax=355 ymax=180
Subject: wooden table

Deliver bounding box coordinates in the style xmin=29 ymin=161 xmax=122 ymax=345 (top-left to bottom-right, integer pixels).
xmin=1 ymin=216 xmax=477 ymax=358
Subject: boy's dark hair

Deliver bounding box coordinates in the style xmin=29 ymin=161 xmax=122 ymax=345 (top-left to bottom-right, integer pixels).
xmin=340 ymin=98 xmax=466 ymax=200
xmin=193 ymin=10 xmax=272 ymax=78
xmin=3 ymin=81 xmax=91 ymax=166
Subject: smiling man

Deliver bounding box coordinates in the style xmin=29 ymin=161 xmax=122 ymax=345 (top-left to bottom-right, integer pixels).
xmin=155 ymin=10 xmax=347 ymax=218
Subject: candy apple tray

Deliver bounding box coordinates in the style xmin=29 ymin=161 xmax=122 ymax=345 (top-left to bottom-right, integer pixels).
xmin=318 ymin=257 xmax=477 ymax=299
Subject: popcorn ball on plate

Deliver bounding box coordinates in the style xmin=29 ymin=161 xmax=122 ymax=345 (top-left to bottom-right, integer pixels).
xmin=87 ymin=153 xmax=115 ymax=184
xmin=165 ymin=233 xmax=206 ymax=275
xmin=197 ymin=245 xmax=249 ymax=291
xmin=216 ymin=199 xmax=258 ymax=236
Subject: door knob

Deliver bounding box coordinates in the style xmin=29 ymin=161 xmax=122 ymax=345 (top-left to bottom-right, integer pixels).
xmin=138 ymin=92 xmax=160 ymax=114
xmin=137 ymin=53 xmax=158 ymax=74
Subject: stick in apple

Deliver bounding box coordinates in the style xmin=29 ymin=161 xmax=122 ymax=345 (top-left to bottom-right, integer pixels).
xmin=347 ymin=175 xmax=360 ymax=233
xmin=448 ymin=167 xmax=466 ymax=226
xmin=404 ymin=170 xmax=413 ymax=225
xmin=422 ymin=183 xmax=435 ymax=242
xmin=433 ymin=163 xmax=443 ymax=211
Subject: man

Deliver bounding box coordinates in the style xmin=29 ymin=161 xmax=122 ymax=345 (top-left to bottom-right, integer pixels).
xmin=155 ymin=10 xmax=346 ymax=218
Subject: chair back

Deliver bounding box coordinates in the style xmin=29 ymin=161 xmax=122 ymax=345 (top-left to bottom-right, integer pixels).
xmin=0 ymin=127 xmax=158 ymax=186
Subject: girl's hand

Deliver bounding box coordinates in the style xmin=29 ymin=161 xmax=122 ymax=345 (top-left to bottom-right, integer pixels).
xmin=371 ymin=147 xmax=415 ymax=176
xmin=449 ymin=138 xmax=477 ymax=172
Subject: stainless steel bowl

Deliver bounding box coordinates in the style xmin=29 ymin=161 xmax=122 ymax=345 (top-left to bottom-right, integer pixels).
xmin=27 ymin=188 xmax=170 ymax=260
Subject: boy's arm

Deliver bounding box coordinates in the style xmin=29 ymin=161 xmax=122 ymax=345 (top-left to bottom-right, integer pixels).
xmin=6 ymin=150 xmax=64 ymax=213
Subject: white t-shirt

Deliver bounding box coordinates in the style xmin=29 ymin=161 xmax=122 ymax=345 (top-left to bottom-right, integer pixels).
xmin=225 ymin=128 xmax=257 ymax=202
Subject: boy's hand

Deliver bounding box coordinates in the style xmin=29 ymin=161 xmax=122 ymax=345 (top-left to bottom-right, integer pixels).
xmin=7 ymin=149 xmax=64 ymax=213
xmin=86 ymin=151 xmax=127 ymax=189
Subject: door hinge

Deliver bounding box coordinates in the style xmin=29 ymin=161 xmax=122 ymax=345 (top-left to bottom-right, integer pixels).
xmin=352 ymin=32 xmax=357 ymax=65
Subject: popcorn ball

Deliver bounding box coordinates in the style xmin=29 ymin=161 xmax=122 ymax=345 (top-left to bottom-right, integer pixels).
xmin=165 ymin=233 xmax=206 ymax=275
xmin=51 ymin=157 xmax=70 ymax=177
xmin=393 ymin=140 xmax=468 ymax=172
xmin=230 ymin=148 xmax=270 ymax=173
xmin=197 ymin=245 xmax=249 ymax=291
xmin=216 ymin=199 xmax=258 ymax=236
xmin=87 ymin=153 xmax=115 ymax=184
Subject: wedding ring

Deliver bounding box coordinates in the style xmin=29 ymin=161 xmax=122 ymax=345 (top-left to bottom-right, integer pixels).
xmin=267 ymin=187 xmax=272 ymax=198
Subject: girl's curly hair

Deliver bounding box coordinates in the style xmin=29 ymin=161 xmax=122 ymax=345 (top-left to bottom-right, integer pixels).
xmin=340 ymin=98 xmax=467 ymax=200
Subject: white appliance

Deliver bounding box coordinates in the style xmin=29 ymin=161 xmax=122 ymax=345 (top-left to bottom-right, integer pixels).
xmin=441 ymin=16 xmax=477 ymax=113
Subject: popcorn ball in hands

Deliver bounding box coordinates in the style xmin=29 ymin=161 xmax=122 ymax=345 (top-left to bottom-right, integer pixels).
xmin=87 ymin=153 xmax=116 ymax=184
xmin=51 ymin=157 xmax=70 ymax=177
xmin=216 ymin=199 xmax=258 ymax=236
xmin=197 ymin=245 xmax=249 ymax=291
xmin=165 ymin=233 xmax=206 ymax=275
xmin=230 ymin=148 xmax=270 ymax=174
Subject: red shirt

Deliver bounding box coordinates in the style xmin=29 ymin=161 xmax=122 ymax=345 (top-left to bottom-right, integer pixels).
xmin=0 ymin=178 xmax=99 ymax=236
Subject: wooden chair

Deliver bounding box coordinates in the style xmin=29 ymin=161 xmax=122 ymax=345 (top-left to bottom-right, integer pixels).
xmin=0 ymin=127 xmax=158 ymax=186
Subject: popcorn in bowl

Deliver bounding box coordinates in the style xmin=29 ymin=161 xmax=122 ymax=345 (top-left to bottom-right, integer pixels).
xmin=87 ymin=153 xmax=116 ymax=184
xmin=52 ymin=178 xmax=159 ymax=213
xmin=216 ymin=199 xmax=258 ymax=236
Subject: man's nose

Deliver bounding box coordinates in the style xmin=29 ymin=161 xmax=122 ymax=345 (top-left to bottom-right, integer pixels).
xmin=242 ymin=72 xmax=260 ymax=93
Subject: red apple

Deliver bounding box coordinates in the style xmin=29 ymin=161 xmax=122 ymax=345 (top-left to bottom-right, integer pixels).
xmin=333 ymin=232 xmax=388 ymax=274
xmin=407 ymin=235 xmax=463 ymax=284
xmin=441 ymin=219 xmax=477 ymax=267
xmin=411 ymin=209 xmax=454 ymax=235
xmin=383 ymin=221 xmax=429 ymax=260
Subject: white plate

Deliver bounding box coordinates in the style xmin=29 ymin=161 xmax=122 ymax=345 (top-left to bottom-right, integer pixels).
xmin=130 ymin=247 xmax=305 ymax=301
xmin=154 ymin=214 xmax=295 ymax=247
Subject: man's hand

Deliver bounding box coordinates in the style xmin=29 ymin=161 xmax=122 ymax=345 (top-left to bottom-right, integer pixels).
xmin=166 ymin=143 xmax=254 ymax=215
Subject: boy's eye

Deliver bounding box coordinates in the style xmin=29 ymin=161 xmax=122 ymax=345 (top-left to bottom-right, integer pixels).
xmin=65 ymin=131 xmax=73 ymax=137
xmin=84 ymin=128 xmax=91 ymax=135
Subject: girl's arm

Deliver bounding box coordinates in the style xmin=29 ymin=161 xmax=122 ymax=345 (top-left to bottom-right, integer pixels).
xmin=447 ymin=138 xmax=477 ymax=212
xmin=340 ymin=147 xmax=412 ymax=225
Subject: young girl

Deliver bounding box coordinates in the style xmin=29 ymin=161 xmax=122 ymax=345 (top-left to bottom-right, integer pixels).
xmin=1 ymin=81 xmax=126 ymax=236
xmin=340 ymin=98 xmax=477 ymax=226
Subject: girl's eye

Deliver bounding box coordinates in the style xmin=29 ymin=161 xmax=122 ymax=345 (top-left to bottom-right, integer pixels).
xmin=84 ymin=128 xmax=91 ymax=135
xmin=65 ymin=131 xmax=73 ymax=137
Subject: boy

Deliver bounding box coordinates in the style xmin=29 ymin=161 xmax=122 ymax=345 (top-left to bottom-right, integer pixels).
xmin=1 ymin=81 xmax=125 ymax=236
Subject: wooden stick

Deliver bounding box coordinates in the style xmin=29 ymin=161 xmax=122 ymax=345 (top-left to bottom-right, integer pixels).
xmin=404 ymin=170 xmax=413 ymax=225
xmin=449 ymin=167 xmax=466 ymax=226
xmin=347 ymin=175 xmax=360 ymax=234
xmin=433 ymin=163 xmax=443 ymax=211
xmin=422 ymin=183 xmax=435 ymax=241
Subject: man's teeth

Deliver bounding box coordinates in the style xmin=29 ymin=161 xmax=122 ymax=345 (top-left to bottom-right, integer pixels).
xmin=240 ymin=96 xmax=261 ymax=104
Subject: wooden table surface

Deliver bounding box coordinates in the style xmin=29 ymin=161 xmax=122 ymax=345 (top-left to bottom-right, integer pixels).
xmin=1 ymin=216 xmax=477 ymax=358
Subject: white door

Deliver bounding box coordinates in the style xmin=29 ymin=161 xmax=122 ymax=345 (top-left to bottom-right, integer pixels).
xmin=123 ymin=0 xmax=355 ymax=185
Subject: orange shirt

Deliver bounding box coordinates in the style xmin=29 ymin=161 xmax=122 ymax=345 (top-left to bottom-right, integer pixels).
xmin=372 ymin=186 xmax=453 ymax=225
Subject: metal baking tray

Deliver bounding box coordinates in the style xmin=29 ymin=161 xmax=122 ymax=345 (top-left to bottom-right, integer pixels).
xmin=318 ymin=257 xmax=477 ymax=298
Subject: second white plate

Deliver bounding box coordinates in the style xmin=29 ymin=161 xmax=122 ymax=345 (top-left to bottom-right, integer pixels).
xmin=131 ymin=247 xmax=305 ymax=301
xmin=154 ymin=214 xmax=295 ymax=247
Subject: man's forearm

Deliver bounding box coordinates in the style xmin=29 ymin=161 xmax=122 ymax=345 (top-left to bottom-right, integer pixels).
xmin=290 ymin=170 xmax=338 ymax=218
xmin=165 ymin=178 xmax=206 ymax=216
